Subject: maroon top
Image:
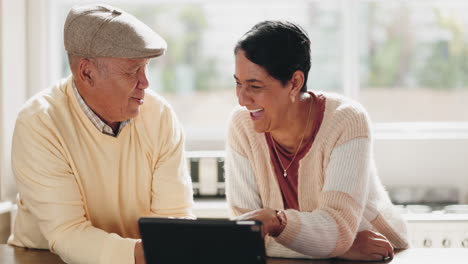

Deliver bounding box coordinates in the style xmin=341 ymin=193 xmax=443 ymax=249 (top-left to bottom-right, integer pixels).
xmin=265 ymin=92 xmax=326 ymax=210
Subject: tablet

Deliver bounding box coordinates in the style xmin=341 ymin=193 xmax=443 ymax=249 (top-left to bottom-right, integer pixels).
xmin=138 ymin=217 xmax=266 ymax=264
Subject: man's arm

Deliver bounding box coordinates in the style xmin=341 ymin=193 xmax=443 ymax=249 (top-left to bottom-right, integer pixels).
xmin=12 ymin=121 xmax=138 ymax=264
xmin=149 ymin=106 xmax=194 ymax=218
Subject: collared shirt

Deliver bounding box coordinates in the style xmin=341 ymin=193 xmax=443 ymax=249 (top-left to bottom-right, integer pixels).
xmin=72 ymin=81 xmax=130 ymax=137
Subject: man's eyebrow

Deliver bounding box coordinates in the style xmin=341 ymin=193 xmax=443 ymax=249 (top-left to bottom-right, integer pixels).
xmin=126 ymin=60 xmax=148 ymax=70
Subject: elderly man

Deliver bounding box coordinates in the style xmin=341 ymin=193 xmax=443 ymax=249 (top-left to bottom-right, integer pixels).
xmin=7 ymin=4 xmax=193 ymax=264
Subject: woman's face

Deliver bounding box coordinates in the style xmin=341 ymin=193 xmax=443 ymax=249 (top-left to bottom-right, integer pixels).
xmin=234 ymin=50 xmax=292 ymax=133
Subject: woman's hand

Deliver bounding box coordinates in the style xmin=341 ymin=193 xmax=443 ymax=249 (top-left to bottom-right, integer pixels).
xmin=234 ymin=207 xmax=282 ymax=237
xmin=339 ymin=230 xmax=394 ymax=261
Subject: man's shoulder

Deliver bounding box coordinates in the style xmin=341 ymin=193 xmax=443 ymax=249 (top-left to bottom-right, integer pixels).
xmin=140 ymin=89 xmax=174 ymax=117
xmin=16 ymin=78 xmax=69 ymax=125
xmin=137 ymin=89 xmax=181 ymax=135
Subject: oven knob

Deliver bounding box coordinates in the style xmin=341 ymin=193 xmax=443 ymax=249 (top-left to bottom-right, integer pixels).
xmin=462 ymin=238 xmax=468 ymax=248
xmin=442 ymin=238 xmax=451 ymax=248
xmin=423 ymin=238 xmax=432 ymax=248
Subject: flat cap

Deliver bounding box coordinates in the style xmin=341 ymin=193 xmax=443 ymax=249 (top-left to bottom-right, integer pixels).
xmin=64 ymin=4 xmax=166 ymax=59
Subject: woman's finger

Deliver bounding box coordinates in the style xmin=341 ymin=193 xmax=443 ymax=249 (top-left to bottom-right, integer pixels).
xmin=373 ymin=238 xmax=394 ymax=257
xmin=369 ymin=244 xmax=389 ymax=259
xmin=373 ymin=233 xmax=394 ymax=258
xmin=369 ymin=253 xmax=385 ymax=261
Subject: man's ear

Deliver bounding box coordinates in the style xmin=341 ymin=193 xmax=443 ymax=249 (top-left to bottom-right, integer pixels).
xmin=288 ymin=70 xmax=305 ymax=99
xmin=77 ymin=58 xmax=95 ymax=86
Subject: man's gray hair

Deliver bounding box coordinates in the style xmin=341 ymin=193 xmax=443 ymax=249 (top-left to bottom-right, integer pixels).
xmin=67 ymin=53 xmax=109 ymax=77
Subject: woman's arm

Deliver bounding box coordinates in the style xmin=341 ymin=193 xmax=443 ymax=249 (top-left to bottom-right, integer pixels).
xmin=225 ymin=145 xmax=316 ymax=259
xmin=225 ymin=145 xmax=263 ymax=215
xmin=227 ymin=136 xmax=394 ymax=260
xmin=273 ymin=137 xmax=371 ymax=257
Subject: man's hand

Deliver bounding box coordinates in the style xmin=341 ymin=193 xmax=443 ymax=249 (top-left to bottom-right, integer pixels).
xmin=233 ymin=207 xmax=281 ymax=237
xmin=339 ymin=230 xmax=394 ymax=261
xmin=134 ymin=241 xmax=146 ymax=264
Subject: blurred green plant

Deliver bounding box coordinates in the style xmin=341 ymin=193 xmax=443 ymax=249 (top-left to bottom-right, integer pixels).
xmin=418 ymin=9 xmax=468 ymax=90
xmin=365 ymin=4 xmax=468 ymax=90
xmin=366 ymin=4 xmax=412 ymax=88
xmin=127 ymin=4 xmax=219 ymax=93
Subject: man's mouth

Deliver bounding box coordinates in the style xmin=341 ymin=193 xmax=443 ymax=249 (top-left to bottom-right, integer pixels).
xmin=132 ymin=97 xmax=144 ymax=105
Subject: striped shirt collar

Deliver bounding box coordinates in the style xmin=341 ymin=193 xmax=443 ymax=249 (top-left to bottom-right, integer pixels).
xmin=72 ymin=81 xmax=130 ymax=137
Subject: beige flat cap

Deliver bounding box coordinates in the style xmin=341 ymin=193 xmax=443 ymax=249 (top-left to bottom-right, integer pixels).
xmin=64 ymin=4 xmax=166 ymax=59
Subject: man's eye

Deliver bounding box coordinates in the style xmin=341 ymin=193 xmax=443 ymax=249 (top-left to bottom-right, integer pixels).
xmin=251 ymin=86 xmax=262 ymax=89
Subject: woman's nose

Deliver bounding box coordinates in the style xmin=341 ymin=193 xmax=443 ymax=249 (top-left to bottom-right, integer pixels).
xmin=237 ymin=87 xmax=252 ymax=106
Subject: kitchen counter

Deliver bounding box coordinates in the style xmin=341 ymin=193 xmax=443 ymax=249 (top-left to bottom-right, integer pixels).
xmin=1 ymin=245 xmax=468 ymax=264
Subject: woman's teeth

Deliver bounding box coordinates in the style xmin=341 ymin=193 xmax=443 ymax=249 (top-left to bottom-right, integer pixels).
xmin=249 ymin=108 xmax=264 ymax=118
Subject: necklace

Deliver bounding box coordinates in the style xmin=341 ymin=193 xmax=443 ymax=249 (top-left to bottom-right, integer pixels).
xmin=271 ymin=96 xmax=314 ymax=177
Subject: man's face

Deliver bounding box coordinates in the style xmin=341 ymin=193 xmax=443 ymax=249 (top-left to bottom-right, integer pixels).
xmin=90 ymin=57 xmax=149 ymax=124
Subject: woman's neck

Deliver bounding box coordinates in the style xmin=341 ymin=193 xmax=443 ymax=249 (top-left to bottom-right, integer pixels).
xmin=270 ymin=93 xmax=314 ymax=153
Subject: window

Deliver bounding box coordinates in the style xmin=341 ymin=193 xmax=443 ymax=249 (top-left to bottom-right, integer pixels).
xmin=359 ymin=1 xmax=468 ymax=123
xmin=46 ymin=0 xmax=468 ymax=150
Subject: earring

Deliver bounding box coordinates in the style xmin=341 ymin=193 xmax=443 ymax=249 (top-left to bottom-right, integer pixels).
xmin=290 ymin=95 xmax=296 ymax=103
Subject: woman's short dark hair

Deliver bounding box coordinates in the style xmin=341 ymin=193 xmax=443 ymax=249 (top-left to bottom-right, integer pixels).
xmin=234 ymin=20 xmax=311 ymax=92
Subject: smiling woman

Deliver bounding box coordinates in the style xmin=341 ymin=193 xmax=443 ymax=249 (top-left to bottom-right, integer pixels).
xmin=233 ymin=20 xmax=310 ymax=138
xmin=225 ymin=20 xmax=408 ymax=261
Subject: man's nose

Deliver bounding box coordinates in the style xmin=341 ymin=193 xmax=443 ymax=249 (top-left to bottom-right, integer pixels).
xmin=137 ymin=67 xmax=149 ymax=89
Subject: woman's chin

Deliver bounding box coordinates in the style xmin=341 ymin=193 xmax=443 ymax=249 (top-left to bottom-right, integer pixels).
xmin=252 ymin=123 xmax=267 ymax=134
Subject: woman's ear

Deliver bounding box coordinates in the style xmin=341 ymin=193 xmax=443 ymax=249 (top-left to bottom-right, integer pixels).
xmin=289 ymin=70 xmax=305 ymax=101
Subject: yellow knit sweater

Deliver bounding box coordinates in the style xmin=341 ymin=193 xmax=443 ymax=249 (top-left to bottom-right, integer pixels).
xmin=225 ymin=93 xmax=408 ymax=258
xmin=8 ymin=76 xmax=194 ymax=264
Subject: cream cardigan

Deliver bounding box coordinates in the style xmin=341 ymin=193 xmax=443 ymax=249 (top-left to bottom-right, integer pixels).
xmin=8 ymin=76 xmax=194 ymax=264
xmin=225 ymin=93 xmax=408 ymax=258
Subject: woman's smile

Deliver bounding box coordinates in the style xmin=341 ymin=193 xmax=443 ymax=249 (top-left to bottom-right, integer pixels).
xmin=249 ymin=108 xmax=264 ymax=120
